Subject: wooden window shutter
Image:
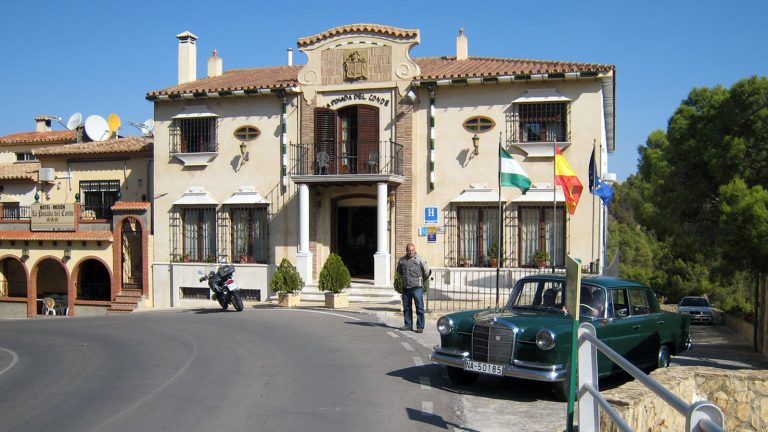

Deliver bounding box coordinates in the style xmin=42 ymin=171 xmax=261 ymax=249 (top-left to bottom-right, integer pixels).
xmin=314 ymin=107 xmax=337 ymax=173
xmin=356 ymin=105 xmax=379 ymax=173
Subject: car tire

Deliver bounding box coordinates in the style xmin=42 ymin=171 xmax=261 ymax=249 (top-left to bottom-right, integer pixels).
xmin=446 ymin=366 xmax=479 ymax=385
xmin=657 ymin=344 xmax=671 ymax=369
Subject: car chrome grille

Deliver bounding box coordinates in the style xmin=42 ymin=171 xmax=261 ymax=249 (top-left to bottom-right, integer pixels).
xmin=471 ymin=322 xmax=515 ymax=364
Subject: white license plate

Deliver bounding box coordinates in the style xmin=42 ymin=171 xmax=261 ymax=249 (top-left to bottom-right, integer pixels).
xmin=465 ymin=360 xmax=503 ymax=376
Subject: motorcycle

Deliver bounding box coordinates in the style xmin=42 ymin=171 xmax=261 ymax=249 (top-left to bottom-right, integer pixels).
xmin=198 ymin=265 xmax=244 ymax=312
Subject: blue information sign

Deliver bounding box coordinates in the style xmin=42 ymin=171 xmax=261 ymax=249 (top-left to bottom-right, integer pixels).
xmin=424 ymin=206 xmax=438 ymax=225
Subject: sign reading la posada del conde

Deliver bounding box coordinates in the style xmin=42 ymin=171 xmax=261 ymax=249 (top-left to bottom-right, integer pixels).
xmin=30 ymin=203 xmax=76 ymax=231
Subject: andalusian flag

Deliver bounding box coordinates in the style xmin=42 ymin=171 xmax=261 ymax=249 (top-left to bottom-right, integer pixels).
xmin=555 ymin=144 xmax=583 ymax=215
xmin=500 ymin=146 xmax=531 ymax=193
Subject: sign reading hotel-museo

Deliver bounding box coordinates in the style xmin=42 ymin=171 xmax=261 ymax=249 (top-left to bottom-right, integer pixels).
xmin=31 ymin=203 xmax=76 ymax=231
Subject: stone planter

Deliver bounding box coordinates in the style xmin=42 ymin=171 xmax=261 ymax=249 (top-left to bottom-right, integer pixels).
xmin=278 ymin=292 xmax=300 ymax=308
xmin=324 ymin=292 xmax=348 ymax=309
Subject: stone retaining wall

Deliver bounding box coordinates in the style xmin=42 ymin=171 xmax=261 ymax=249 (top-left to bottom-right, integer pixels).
xmin=599 ymin=366 xmax=768 ymax=431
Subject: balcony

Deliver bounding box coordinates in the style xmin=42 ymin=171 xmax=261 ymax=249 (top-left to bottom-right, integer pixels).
xmin=289 ymin=141 xmax=404 ymax=185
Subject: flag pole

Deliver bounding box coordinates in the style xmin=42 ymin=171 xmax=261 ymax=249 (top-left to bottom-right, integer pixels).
xmin=495 ymin=132 xmax=502 ymax=307
xmin=591 ymin=139 xmax=596 ymax=273
xmin=552 ymin=139 xmax=556 ymax=273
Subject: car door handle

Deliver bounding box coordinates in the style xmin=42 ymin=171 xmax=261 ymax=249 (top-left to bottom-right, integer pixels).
xmin=657 ymin=320 xmax=665 ymax=325
xmin=632 ymin=325 xmax=641 ymax=330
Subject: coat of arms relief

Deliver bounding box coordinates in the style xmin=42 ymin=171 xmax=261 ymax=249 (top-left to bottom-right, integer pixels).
xmin=343 ymin=50 xmax=368 ymax=81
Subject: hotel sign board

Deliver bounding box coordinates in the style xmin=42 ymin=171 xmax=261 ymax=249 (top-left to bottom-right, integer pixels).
xmin=31 ymin=203 xmax=76 ymax=231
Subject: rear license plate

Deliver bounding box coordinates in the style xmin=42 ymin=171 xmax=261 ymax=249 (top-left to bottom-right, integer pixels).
xmin=465 ymin=360 xmax=503 ymax=376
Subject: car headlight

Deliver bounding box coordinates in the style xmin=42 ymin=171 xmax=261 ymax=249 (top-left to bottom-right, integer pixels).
xmin=536 ymin=329 xmax=556 ymax=350
xmin=437 ymin=316 xmax=455 ymax=335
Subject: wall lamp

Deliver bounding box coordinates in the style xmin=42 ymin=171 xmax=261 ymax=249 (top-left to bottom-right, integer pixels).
xmin=239 ymin=142 xmax=249 ymax=162
xmin=63 ymin=248 xmax=72 ymax=260
xmin=472 ymin=134 xmax=480 ymax=155
xmin=21 ymin=247 xmax=29 ymax=259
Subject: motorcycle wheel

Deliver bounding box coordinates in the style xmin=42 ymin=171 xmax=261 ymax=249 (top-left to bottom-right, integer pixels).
xmin=215 ymin=292 xmax=229 ymax=310
xmin=231 ymin=291 xmax=244 ymax=312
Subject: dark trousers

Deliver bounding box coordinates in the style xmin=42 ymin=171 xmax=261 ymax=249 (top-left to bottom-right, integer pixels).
xmin=402 ymin=286 xmax=425 ymax=330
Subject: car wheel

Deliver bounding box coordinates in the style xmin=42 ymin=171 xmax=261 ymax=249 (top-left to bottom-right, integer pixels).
xmin=446 ymin=366 xmax=479 ymax=385
xmin=657 ymin=344 xmax=671 ymax=369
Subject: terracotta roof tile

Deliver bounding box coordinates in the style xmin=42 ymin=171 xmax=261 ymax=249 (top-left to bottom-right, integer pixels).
xmin=0 ymin=231 xmax=113 ymax=241
xmin=112 ymin=202 xmax=151 ymax=211
xmin=33 ymin=137 xmax=152 ymax=157
xmin=146 ymin=56 xmax=613 ymax=98
xmin=297 ymin=24 xmax=419 ymax=47
xmin=0 ymin=162 xmax=40 ymax=181
xmin=414 ymin=56 xmax=614 ymax=80
xmin=0 ymin=130 xmax=77 ymax=145
xmin=147 ymin=66 xmax=301 ymax=97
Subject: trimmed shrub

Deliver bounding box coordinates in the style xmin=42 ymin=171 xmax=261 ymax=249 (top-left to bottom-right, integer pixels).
xmin=318 ymin=253 xmax=351 ymax=294
xmin=270 ymin=258 xmax=304 ymax=294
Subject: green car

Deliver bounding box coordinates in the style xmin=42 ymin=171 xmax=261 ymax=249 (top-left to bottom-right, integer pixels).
xmin=430 ymin=274 xmax=692 ymax=400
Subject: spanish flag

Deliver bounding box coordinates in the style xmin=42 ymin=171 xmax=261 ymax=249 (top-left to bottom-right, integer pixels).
xmin=555 ymin=144 xmax=583 ymax=215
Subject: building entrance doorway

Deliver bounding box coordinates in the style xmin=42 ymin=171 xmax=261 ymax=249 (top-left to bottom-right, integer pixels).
xmin=336 ymin=206 xmax=376 ymax=279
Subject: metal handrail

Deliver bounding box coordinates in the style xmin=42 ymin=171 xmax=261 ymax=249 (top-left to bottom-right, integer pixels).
xmin=577 ymin=323 xmax=725 ymax=432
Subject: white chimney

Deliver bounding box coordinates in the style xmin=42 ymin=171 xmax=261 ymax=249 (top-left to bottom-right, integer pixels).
xmin=456 ymin=28 xmax=468 ymax=61
xmin=177 ymin=31 xmax=198 ymax=84
xmin=287 ymin=48 xmax=293 ymax=66
xmin=207 ymin=49 xmax=223 ymax=78
xmin=35 ymin=116 xmax=52 ymax=132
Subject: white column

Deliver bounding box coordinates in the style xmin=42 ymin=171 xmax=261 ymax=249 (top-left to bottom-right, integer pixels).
xmin=296 ymin=183 xmax=313 ymax=285
xmin=374 ymin=182 xmax=391 ymax=287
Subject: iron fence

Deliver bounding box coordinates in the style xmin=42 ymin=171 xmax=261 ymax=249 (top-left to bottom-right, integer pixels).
xmin=0 ymin=279 xmax=27 ymax=297
xmin=1 ymin=206 xmax=30 ymax=220
xmin=289 ymin=141 xmax=403 ymax=176
xmin=424 ymin=267 xmax=564 ymax=313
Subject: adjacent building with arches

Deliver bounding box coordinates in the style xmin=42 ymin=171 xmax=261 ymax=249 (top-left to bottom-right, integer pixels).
xmin=0 ymin=122 xmax=153 ymax=317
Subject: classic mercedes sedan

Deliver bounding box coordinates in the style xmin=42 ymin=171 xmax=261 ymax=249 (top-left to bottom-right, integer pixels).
xmin=430 ymin=274 xmax=692 ymax=400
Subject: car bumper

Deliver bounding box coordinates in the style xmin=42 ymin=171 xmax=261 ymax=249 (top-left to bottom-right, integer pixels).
xmin=430 ymin=346 xmax=568 ymax=383
xmin=684 ymin=314 xmax=712 ymax=324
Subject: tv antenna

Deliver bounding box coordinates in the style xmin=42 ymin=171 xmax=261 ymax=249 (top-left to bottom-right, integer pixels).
xmin=129 ymin=118 xmax=154 ymax=137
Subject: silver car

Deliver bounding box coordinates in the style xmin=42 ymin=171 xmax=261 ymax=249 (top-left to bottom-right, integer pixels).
xmin=678 ymin=296 xmax=713 ymax=324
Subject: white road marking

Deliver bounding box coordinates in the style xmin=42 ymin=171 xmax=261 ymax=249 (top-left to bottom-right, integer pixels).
xmin=419 ymin=376 xmax=431 ymax=390
xmin=258 ymin=308 xmax=362 ymax=321
xmin=401 ymin=342 xmax=414 ymax=351
xmin=386 ymin=331 xmax=398 ymax=338
xmin=0 ymin=347 xmax=19 ymax=376
xmin=421 ymin=401 xmax=434 ymax=416
xmin=412 ymin=356 xmax=424 ymax=366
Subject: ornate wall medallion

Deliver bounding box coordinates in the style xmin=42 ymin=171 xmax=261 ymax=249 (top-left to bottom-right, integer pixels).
xmin=343 ymin=49 xmax=368 ymax=81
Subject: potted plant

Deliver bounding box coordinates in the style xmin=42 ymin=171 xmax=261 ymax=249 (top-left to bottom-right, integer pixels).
xmin=318 ymin=253 xmax=351 ymax=308
xmin=533 ymin=250 xmax=550 ymax=269
xmin=271 ymin=258 xmax=304 ymax=307
xmin=487 ymin=241 xmax=499 ymax=268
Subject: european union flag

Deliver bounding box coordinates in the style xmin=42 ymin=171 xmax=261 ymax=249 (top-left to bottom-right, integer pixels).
xmin=589 ymin=149 xmax=614 ymax=208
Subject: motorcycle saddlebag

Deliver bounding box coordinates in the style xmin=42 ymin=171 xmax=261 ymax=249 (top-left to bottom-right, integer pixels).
xmin=217 ymin=265 xmax=236 ymax=278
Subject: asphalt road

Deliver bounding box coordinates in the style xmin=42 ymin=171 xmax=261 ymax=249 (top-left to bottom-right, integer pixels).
xmin=0 ymin=307 xmax=460 ymax=432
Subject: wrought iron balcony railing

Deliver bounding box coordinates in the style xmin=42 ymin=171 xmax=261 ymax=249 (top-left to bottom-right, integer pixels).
xmin=289 ymin=141 xmax=403 ymax=177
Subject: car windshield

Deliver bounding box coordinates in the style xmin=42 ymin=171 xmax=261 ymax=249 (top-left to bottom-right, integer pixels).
xmin=506 ymin=280 xmax=565 ymax=311
xmin=680 ymin=297 xmax=709 ymax=307
xmin=506 ymin=279 xmax=609 ymax=318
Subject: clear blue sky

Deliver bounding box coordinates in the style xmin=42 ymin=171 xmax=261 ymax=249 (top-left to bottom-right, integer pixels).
xmin=1 ymin=0 xmax=765 ymax=181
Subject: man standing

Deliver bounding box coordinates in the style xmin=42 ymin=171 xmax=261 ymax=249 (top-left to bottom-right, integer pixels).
xmin=397 ymin=242 xmax=430 ymax=333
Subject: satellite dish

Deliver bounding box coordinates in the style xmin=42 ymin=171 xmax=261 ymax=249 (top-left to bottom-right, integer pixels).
xmin=143 ymin=119 xmax=154 ymax=135
xmin=66 ymin=112 xmax=83 ymax=130
xmin=84 ymin=115 xmax=110 ymax=142
xmin=107 ymin=113 xmax=121 ymax=135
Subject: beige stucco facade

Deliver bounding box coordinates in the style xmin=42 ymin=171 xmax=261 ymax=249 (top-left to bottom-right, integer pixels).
xmin=149 ymin=24 xmax=615 ymax=306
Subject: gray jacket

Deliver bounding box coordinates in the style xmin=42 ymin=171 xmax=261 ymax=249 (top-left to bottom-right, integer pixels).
xmin=397 ymin=254 xmax=430 ymax=289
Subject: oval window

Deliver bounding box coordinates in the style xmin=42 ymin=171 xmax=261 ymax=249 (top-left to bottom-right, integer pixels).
xmin=234 ymin=125 xmax=261 ymax=141
xmin=463 ymin=116 xmax=495 ymax=133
